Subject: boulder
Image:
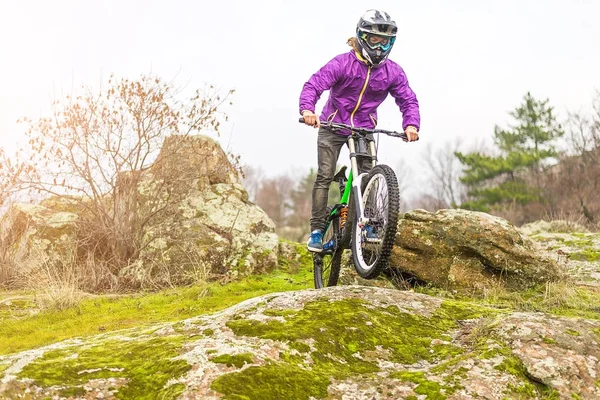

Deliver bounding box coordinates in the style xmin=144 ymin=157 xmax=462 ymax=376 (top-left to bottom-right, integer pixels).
xmin=0 ymin=197 xmax=79 ymax=284
xmin=1 ymin=286 xmax=598 ymax=399
xmin=390 ymin=209 xmax=566 ymax=291
xmin=124 ymin=135 xmax=279 ymax=285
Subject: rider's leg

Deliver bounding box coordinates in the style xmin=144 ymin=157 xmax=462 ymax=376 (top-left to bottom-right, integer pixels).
xmin=308 ymin=128 xmax=347 ymax=252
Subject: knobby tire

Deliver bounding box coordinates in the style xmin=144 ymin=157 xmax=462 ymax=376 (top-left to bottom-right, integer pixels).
xmin=313 ymin=207 xmax=343 ymax=289
xmin=351 ymin=164 xmax=400 ymax=279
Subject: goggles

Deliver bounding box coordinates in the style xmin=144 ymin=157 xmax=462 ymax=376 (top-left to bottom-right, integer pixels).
xmin=360 ymin=32 xmax=395 ymax=51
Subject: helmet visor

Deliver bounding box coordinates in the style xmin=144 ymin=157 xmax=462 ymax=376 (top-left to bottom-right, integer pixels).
xmin=360 ymin=32 xmax=394 ymax=51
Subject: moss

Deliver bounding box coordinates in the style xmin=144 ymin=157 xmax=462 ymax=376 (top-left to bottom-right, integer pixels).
xmin=0 ymin=298 xmax=39 ymax=321
xmin=0 ymin=268 xmax=312 ymax=355
xmin=418 ymin=283 xmax=600 ymax=321
xmin=494 ymin=346 xmax=558 ymax=398
xmin=562 ymin=238 xmax=594 ymax=248
xmin=0 ymin=362 xmax=9 ymax=378
xmin=210 ymin=353 xmax=254 ymax=369
xmin=18 ymin=335 xmax=190 ymax=399
xmin=391 ymin=371 xmax=446 ymax=399
xmin=289 ymin=341 xmax=310 ymax=353
xmin=210 ymin=362 xmax=330 ymax=400
xmin=212 ymin=298 xmax=494 ymax=399
xmin=226 ymin=299 xmax=476 ymax=370
xmin=542 ymin=337 xmax=558 ymax=344
xmin=277 ymin=239 xmax=313 ymax=274
xmin=568 ymin=250 xmax=600 ymax=262
xmin=565 ymin=329 xmax=581 ymax=337
xmin=234 ymin=248 xmax=252 ymax=274
xmin=203 ymin=329 xmax=215 ymax=336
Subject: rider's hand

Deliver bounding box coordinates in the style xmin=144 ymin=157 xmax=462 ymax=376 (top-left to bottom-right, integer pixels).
xmin=302 ymin=110 xmax=320 ymax=128
xmin=404 ymin=125 xmax=419 ymax=142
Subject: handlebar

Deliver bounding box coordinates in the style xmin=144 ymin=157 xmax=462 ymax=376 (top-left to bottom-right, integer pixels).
xmin=298 ymin=117 xmax=411 ymax=140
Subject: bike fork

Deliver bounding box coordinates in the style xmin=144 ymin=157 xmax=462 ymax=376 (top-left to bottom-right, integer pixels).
xmin=347 ymin=137 xmax=377 ymax=228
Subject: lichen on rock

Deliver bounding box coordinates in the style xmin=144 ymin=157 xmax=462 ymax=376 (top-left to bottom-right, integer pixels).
xmin=3 ymin=286 xmax=597 ymax=399
xmin=390 ymin=209 xmax=566 ymax=292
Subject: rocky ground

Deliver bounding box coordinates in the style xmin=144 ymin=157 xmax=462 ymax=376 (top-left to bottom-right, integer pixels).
xmin=521 ymin=221 xmax=600 ymax=290
xmin=1 ymin=286 xmax=599 ymax=399
xmin=1 ymin=214 xmax=599 ymax=399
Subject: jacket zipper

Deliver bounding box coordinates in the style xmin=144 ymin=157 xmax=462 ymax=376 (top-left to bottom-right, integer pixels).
xmin=350 ymin=65 xmax=372 ymax=127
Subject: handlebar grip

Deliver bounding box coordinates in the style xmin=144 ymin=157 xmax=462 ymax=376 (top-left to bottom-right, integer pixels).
xmin=298 ymin=117 xmax=305 ymax=123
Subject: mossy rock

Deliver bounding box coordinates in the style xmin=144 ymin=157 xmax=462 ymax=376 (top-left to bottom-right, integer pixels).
xmin=2 ymin=286 xmax=599 ymax=399
xmin=390 ymin=209 xmax=566 ymax=293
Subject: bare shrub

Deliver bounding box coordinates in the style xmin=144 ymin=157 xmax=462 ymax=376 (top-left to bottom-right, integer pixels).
xmin=6 ymin=75 xmax=234 ymax=291
xmin=27 ymin=252 xmax=85 ymax=310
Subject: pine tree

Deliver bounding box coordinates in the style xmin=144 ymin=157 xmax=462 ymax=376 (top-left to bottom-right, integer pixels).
xmin=456 ymin=93 xmax=563 ymax=211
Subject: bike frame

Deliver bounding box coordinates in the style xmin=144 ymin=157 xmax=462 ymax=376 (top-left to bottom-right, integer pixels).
xmin=336 ymin=135 xmax=378 ymax=228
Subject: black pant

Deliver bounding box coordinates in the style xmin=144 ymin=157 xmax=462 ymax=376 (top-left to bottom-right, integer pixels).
xmin=310 ymin=128 xmax=373 ymax=232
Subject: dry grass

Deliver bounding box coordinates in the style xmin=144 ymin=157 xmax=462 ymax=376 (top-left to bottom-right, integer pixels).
xmin=479 ymin=279 xmax=600 ymax=317
xmin=0 ymin=262 xmax=13 ymax=289
xmin=25 ymin=252 xmax=85 ymax=311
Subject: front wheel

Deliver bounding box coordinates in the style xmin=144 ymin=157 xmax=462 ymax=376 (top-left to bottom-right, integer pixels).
xmin=351 ymin=164 xmax=400 ymax=279
xmin=313 ymin=207 xmax=343 ymax=289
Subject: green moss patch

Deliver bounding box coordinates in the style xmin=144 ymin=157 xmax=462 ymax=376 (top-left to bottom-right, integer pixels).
xmin=277 ymin=239 xmax=313 ymax=274
xmin=0 ymin=361 xmax=9 ymax=378
xmin=0 ymin=297 xmax=38 ymax=320
xmin=209 ymin=298 xmax=494 ymax=399
xmin=18 ymin=335 xmax=190 ymax=399
xmin=542 ymin=337 xmax=558 ymax=345
xmin=487 ymin=340 xmax=559 ymax=399
xmin=568 ymin=250 xmax=600 ymax=262
xmin=210 ymin=353 xmax=254 ymax=368
xmin=0 ymin=268 xmax=312 ymax=355
xmin=391 ymin=371 xmax=446 ymax=399
xmin=211 ymin=362 xmax=330 ymax=400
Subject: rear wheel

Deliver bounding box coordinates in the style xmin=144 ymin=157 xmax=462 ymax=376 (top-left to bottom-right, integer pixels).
xmin=351 ymin=164 xmax=400 ymax=279
xmin=313 ymin=207 xmax=343 ymax=289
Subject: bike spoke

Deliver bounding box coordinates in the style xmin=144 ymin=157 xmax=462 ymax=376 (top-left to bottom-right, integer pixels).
xmin=358 ymin=173 xmax=390 ymax=268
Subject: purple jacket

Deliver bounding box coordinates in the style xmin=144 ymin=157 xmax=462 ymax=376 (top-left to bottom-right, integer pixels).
xmin=299 ymin=50 xmax=420 ymax=134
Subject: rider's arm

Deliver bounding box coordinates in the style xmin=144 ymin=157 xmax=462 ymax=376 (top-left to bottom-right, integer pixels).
xmin=388 ymin=66 xmax=421 ymax=132
xmin=299 ymin=55 xmax=344 ymax=115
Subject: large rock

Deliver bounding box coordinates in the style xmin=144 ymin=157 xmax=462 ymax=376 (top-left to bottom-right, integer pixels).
xmin=390 ymin=209 xmax=566 ymax=291
xmin=0 ymin=197 xmax=79 ymax=283
xmin=522 ymin=223 xmax=600 ymax=289
xmin=1 ymin=286 xmax=598 ymax=399
xmin=118 ymin=135 xmax=279 ymax=286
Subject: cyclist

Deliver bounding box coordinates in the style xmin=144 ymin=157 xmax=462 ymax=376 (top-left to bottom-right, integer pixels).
xmin=299 ymin=9 xmax=421 ymax=252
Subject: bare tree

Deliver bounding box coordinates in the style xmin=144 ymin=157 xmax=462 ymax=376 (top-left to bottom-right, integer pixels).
xmin=10 ymin=74 xmax=234 ymax=284
xmin=394 ymin=158 xmax=413 ymax=212
xmin=544 ymin=91 xmax=600 ymax=226
xmin=255 ymin=174 xmax=295 ymax=229
xmin=242 ymin=165 xmax=265 ymax=203
xmin=420 ymin=138 xmax=467 ymax=208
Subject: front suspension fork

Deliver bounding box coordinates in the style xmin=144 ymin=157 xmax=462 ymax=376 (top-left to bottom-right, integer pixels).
xmin=347 ymin=137 xmax=377 ymax=227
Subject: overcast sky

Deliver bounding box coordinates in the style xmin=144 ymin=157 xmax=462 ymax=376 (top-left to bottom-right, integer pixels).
xmin=1 ymin=0 xmax=599 ymax=184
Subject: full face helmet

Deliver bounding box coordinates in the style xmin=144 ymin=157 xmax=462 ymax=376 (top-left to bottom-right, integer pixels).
xmin=355 ymin=9 xmax=398 ymax=66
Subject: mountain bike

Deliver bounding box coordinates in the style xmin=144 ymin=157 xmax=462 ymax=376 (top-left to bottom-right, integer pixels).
xmin=299 ymin=118 xmax=409 ymax=289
